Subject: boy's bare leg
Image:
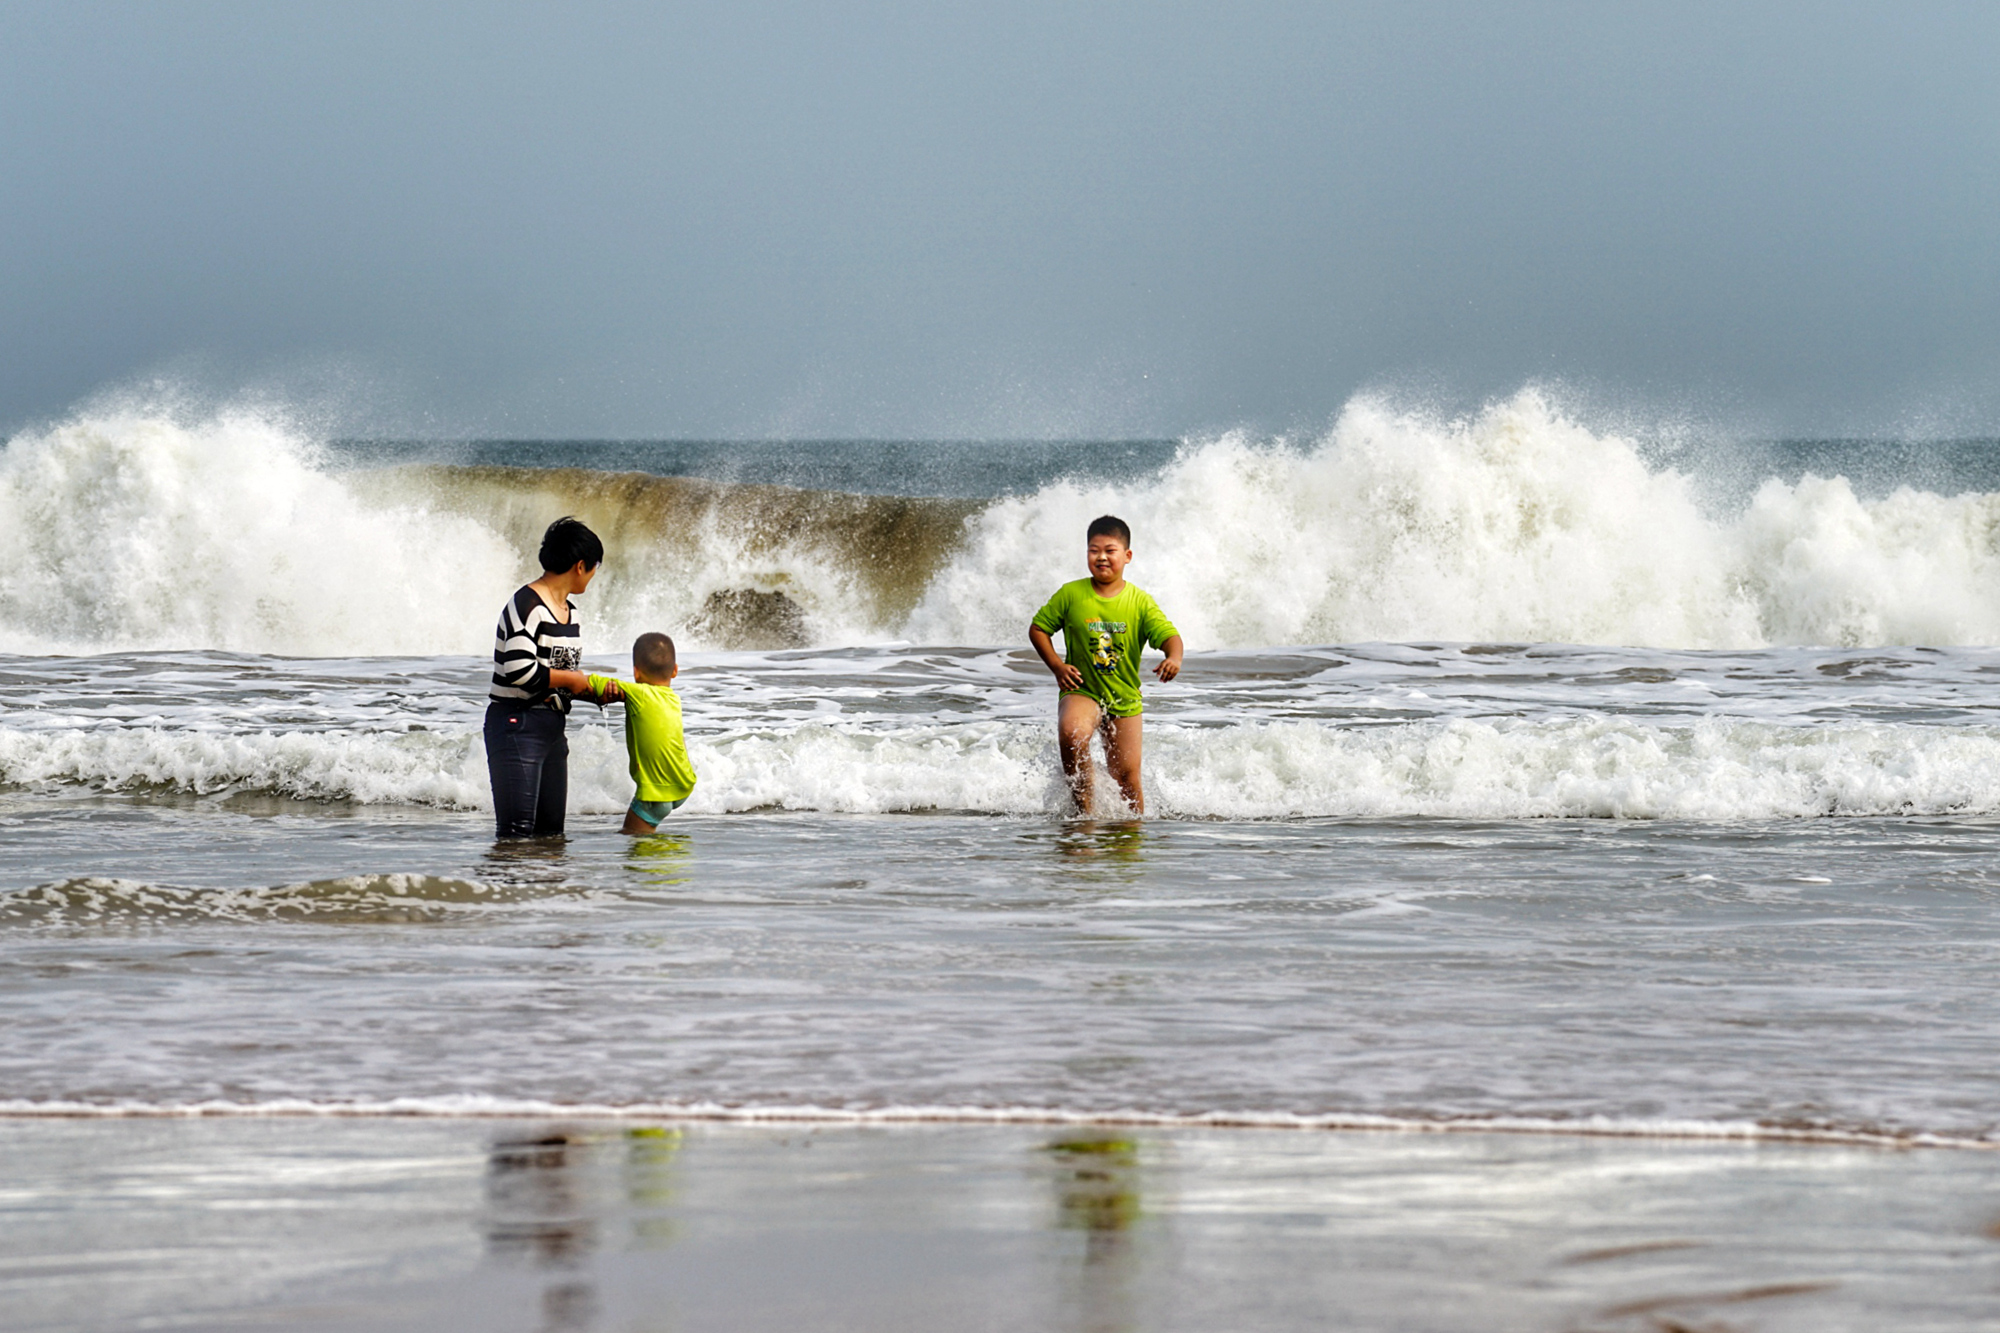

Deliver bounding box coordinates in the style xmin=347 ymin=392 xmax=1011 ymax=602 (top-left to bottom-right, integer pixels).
xmin=1056 ymin=694 xmax=1104 ymax=813
xmin=621 ymin=809 xmax=659 ymax=835
xmin=1102 ymin=713 xmax=1145 ymax=814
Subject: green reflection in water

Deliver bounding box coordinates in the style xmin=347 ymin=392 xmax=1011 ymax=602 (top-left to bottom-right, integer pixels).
xmin=1048 ymin=821 xmax=1149 ymax=879
xmin=625 ymin=832 xmax=693 ymax=888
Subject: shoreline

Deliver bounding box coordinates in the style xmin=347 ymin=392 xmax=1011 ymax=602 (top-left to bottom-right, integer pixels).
xmin=1 ymin=1099 xmax=1989 ymax=1151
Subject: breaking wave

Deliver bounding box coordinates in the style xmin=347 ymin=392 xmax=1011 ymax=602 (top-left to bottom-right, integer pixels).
xmin=0 ymin=724 xmax=491 ymax=807
xmin=9 ymin=390 xmax=2000 ymax=654
xmin=11 ymin=715 xmax=2000 ymax=820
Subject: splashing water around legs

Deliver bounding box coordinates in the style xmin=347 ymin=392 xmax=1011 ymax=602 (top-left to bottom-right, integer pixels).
xmin=1056 ymin=696 xmax=1147 ymax=816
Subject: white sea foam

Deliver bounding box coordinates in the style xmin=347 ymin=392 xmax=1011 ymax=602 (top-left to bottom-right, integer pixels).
xmin=0 ymin=874 xmax=550 ymax=924
xmin=0 ymin=724 xmax=492 ymax=807
xmin=11 ymin=715 xmax=2000 ymax=820
xmin=0 ymin=409 xmax=520 ymax=655
xmin=11 ymin=391 xmax=2000 ymax=654
xmin=1147 ymin=716 xmax=2000 ymax=819
xmin=911 ymin=391 xmax=2000 ymax=648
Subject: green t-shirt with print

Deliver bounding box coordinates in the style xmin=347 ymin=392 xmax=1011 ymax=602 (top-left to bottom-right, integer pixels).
xmin=586 ymin=675 xmax=698 ymax=802
xmin=1031 ymin=579 xmax=1179 ymax=717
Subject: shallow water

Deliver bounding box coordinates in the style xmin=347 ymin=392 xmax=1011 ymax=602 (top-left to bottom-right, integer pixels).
xmin=3 ymin=796 xmax=1999 ymax=1141
xmin=8 ymin=642 xmax=2000 ymax=1138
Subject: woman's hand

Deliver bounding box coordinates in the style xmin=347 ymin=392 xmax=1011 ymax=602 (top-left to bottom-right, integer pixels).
xmin=548 ymin=668 xmax=592 ymax=695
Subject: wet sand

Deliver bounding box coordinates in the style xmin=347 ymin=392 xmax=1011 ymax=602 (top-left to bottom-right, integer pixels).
xmin=2 ymin=1118 xmax=1997 ymax=1332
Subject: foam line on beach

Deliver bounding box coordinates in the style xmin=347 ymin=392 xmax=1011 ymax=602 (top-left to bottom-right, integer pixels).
xmin=0 ymin=1097 xmax=1989 ymax=1149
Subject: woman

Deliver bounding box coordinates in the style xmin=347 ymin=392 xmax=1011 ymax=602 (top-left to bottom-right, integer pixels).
xmin=485 ymin=516 xmax=605 ymax=838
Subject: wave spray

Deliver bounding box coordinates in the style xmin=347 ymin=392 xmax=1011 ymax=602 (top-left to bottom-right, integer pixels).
xmin=8 ymin=390 xmax=2000 ymax=653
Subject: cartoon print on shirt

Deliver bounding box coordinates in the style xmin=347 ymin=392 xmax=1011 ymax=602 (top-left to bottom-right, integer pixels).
xmin=1086 ymin=619 xmax=1127 ymax=669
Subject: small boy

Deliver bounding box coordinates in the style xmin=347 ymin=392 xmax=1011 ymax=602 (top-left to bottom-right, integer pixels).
xmin=1028 ymin=515 xmax=1183 ymax=815
xmin=585 ymin=632 xmax=698 ymax=833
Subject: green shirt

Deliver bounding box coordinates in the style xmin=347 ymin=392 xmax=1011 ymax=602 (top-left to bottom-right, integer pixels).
xmin=587 ymin=675 xmax=698 ymax=802
xmin=1031 ymin=580 xmax=1180 ymax=717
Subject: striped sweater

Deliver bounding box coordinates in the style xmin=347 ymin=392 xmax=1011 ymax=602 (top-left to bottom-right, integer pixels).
xmin=489 ymin=585 xmax=582 ymax=712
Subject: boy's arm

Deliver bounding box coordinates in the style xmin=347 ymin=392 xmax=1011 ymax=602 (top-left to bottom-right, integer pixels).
xmin=1029 ymin=625 xmax=1084 ymax=691
xmin=551 ymin=669 xmax=622 ymax=703
xmin=1141 ymin=597 xmax=1183 ymax=682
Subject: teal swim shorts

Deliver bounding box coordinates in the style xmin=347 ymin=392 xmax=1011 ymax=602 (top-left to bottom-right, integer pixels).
xmin=629 ymin=796 xmax=686 ymax=826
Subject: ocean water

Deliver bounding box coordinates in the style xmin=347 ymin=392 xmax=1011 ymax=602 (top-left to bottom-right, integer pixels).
xmin=7 ymin=390 xmax=2000 ymax=1327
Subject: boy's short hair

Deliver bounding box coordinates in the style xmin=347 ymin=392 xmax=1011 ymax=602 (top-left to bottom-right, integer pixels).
xmin=539 ymin=516 xmax=604 ymax=573
xmin=633 ymin=632 xmax=677 ymax=678
xmin=1086 ymin=514 xmax=1132 ymax=547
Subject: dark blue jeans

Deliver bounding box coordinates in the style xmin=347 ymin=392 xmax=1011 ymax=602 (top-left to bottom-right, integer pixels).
xmin=484 ymin=703 xmax=568 ymax=838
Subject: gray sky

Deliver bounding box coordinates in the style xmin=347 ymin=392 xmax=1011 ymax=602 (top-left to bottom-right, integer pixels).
xmin=3 ymin=1 xmax=1997 ymax=439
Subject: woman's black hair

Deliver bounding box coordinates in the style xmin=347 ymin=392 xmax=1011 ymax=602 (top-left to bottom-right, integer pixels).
xmin=539 ymin=516 xmax=604 ymax=573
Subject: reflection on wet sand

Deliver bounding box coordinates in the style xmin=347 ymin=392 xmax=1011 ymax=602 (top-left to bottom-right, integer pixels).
xmin=1046 ymin=1135 xmax=1146 ymax=1333
xmin=2 ymin=1120 xmax=1986 ymax=1330
xmin=484 ymin=1131 xmax=600 ymax=1333
xmin=481 ymin=1126 xmax=686 ymax=1331
xmin=623 ymin=1126 xmax=682 ymax=1245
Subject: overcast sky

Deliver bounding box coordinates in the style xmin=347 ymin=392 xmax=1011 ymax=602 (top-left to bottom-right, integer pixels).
xmin=3 ymin=1 xmax=1997 ymax=439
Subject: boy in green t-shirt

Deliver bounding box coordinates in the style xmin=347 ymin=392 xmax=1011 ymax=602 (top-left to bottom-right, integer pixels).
xmin=584 ymin=631 xmax=698 ymax=833
xmin=1028 ymin=515 xmax=1183 ymax=815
